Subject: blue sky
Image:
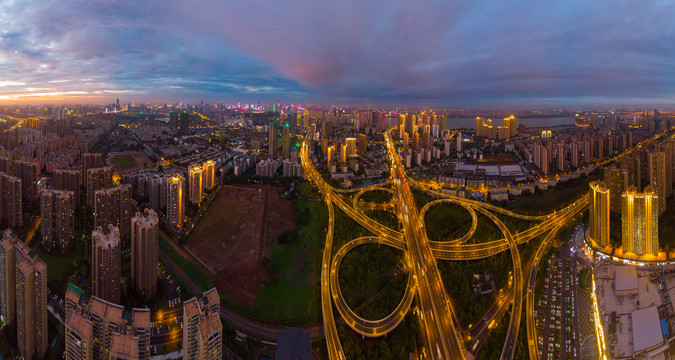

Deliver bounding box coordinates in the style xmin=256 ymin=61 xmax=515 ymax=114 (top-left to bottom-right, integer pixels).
xmin=1 ymin=0 xmax=674 ymax=105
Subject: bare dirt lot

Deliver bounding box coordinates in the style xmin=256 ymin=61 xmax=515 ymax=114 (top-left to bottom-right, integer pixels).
xmin=187 ymin=184 xmax=295 ymax=307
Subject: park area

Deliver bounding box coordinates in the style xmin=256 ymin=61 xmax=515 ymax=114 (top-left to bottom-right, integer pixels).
xmin=187 ymin=183 xmax=326 ymax=323
xmin=108 ymin=151 xmax=151 ymax=173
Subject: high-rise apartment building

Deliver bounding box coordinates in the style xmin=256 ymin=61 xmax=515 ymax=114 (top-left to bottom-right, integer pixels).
xmin=604 ymin=165 xmax=629 ymax=214
xmin=13 ymin=160 xmax=38 ymax=207
xmin=16 ymin=250 xmax=47 ymax=360
xmin=54 ymin=169 xmax=81 ymax=206
xmin=65 ymin=311 xmax=93 ymax=360
xmin=268 ymin=121 xmax=277 ymax=155
xmin=0 ymin=230 xmax=18 ymax=325
xmin=282 ymin=123 xmax=290 ymax=159
xmin=131 ymin=209 xmax=159 ymax=300
xmin=203 ymin=160 xmax=215 ymax=190
xmin=87 ymin=167 xmax=113 ymax=208
xmin=94 ymin=184 xmax=132 ymax=243
xmin=65 ymin=283 xmax=150 ymax=360
xmin=149 ymin=174 xmax=165 ymax=211
xmin=622 ymin=185 xmax=659 ymax=256
xmin=81 ymin=153 xmax=103 ymax=186
xmin=589 ymin=181 xmax=610 ymax=247
xmin=92 ymin=225 xmax=121 ymax=304
xmin=40 ymin=189 xmax=75 ymax=253
xmin=179 ymin=111 xmax=190 ymax=134
xmin=183 ymin=288 xmax=222 ymax=360
xmin=166 ymin=175 xmax=185 ymax=228
xmin=358 ymin=134 xmax=367 ymax=155
xmin=648 ymin=151 xmax=667 ymax=214
xmin=188 ymin=163 xmax=204 ymax=204
xmin=0 ymin=172 xmax=22 ymax=231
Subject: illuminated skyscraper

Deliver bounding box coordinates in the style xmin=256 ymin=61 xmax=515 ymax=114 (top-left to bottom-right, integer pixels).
xmin=423 ymin=125 xmax=431 ymax=149
xmin=326 ymin=146 xmax=335 ymax=168
xmin=40 ymin=189 xmax=75 ymax=253
xmin=622 ymin=186 xmax=659 ymax=256
xmin=131 ymin=209 xmax=159 ymax=300
xmin=13 ymin=160 xmax=38 ymax=207
xmin=54 ymin=169 xmax=80 ymax=205
xmin=589 ymin=181 xmax=610 ymax=247
xmin=345 ymin=137 xmax=357 ymax=157
xmin=358 ymin=134 xmax=367 ymax=155
xmin=87 ymin=167 xmax=114 ymax=208
xmin=475 ymin=117 xmax=485 ymax=137
xmin=81 ymin=153 xmax=103 ymax=186
xmin=166 ymin=175 xmax=185 ymax=228
xmin=92 ymin=225 xmax=121 ymax=304
xmin=188 ymin=163 xmax=204 ymax=204
xmin=203 ymin=160 xmax=215 ymax=190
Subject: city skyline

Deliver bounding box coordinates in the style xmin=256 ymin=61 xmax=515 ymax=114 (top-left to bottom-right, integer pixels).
xmin=0 ymin=1 xmax=675 ymax=105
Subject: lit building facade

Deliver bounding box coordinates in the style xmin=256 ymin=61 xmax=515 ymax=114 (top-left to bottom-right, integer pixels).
xmin=92 ymin=225 xmax=121 ymax=304
xmin=131 ymin=209 xmax=159 ymax=300
xmin=166 ymin=175 xmax=186 ymax=228
xmin=188 ymin=163 xmax=204 ymax=204
xmin=622 ymin=186 xmax=659 ymax=256
xmin=40 ymin=189 xmax=75 ymax=253
xmin=589 ymin=181 xmax=610 ymax=247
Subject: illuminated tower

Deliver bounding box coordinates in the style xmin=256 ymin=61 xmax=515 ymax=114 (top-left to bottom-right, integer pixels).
xmin=358 ymin=134 xmax=367 ymax=155
xmin=166 ymin=175 xmax=186 ymax=228
xmin=188 ymin=163 xmax=204 ymax=204
xmin=622 ymin=186 xmax=659 ymax=256
xmin=345 ymin=138 xmax=357 ymax=157
xmin=203 ymin=160 xmax=215 ymax=190
xmin=423 ymin=125 xmax=431 ymax=149
xmin=268 ymin=121 xmax=277 ymax=156
xmin=475 ymin=117 xmax=484 ymax=137
xmin=589 ymin=181 xmax=610 ymax=247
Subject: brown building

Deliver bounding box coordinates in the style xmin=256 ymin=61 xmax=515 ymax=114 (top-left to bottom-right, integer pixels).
xmin=40 ymin=189 xmax=75 ymax=253
xmin=0 ymin=172 xmax=22 ymax=231
xmin=16 ymin=252 xmax=48 ymax=360
xmin=94 ymin=185 xmax=132 ymax=243
xmin=183 ymin=288 xmax=222 ymax=360
xmin=92 ymin=225 xmax=121 ymax=304
xmin=65 ymin=311 xmax=93 ymax=360
xmin=81 ymin=153 xmax=103 ymax=186
xmin=131 ymin=209 xmax=159 ymax=300
xmin=65 ymin=284 xmax=151 ymax=360
xmin=13 ymin=160 xmax=38 ymax=207
xmin=87 ymin=166 xmax=113 ymax=208
xmin=54 ymin=169 xmax=81 ymax=206
xmin=604 ymin=165 xmax=629 ymax=214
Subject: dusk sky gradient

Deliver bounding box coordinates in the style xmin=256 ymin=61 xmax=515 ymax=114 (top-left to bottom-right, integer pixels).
xmin=1 ymin=0 xmax=675 ymax=105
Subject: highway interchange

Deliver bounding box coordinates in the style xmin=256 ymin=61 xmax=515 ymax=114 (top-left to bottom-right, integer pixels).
xmin=300 ymin=125 xmax=590 ymax=359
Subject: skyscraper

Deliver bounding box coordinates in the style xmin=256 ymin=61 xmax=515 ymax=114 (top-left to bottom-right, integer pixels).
xmin=268 ymin=121 xmax=277 ymax=156
xmin=282 ymin=122 xmax=290 ymax=159
xmin=648 ymin=151 xmax=667 ymax=214
xmin=0 ymin=172 xmax=22 ymax=231
xmin=0 ymin=230 xmax=18 ymax=325
xmin=92 ymin=225 xmax=122 ymax=304
xmin=179 ymin=111 xmax=190 ymax=134
xmin=16 ymin=252 xmax=47 ymax=360
xmin=40 ymin=189 xmax=75 ymax=253
xmin=94 ymin=185 xmax=132 ymax=243
xmin=81 ymin=153 xmax=103 ymax=186
xmin=589 ymin=181 xmax=610 ymax=247
xmin=13 ymin=160 xmax=38 ymax=207
xmin=54 ymin=169 xmax=81 ymax=206
xmin=622 ymin=186 xmax=659 ymax=256
xmin=131 ymin=209 xmax=159 ymax=300
xmin=604 ymin=165 xmax=628 ymax=214
xmin=87 ymin=167 xmax=114 ymax=208
xmin=203 ymin=160 xmax=215 ymax=190
xmin=65 ymin=311 xmax=93 ymax=360
xmin=358 ymin=134 xmax=367 ymax=155
xmin=188 ymin=163 xmax=204 ymax=204
xmin=166 ymin=175 xmax=185 ymax=228
xmin=169 ymin=111 xmax=178 ymax=130
xmin=183 ymin=288 xmax=223 ymax=360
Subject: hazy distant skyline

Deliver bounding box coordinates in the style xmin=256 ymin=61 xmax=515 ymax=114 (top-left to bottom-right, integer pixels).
xmin=1 ymin=0 xmax=675 ymax=106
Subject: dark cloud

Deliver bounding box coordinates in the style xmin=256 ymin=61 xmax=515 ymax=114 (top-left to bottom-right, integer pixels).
xmin=1 ymin=0 xmax=675 ymax=104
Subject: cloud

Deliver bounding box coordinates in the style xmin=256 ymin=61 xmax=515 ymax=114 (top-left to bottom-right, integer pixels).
xmin=1 ymin=0 xmax=675 ymax=105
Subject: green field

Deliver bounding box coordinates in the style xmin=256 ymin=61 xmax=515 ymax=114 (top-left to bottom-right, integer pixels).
xmin=240 ymin=198 xmax=327 ymax=324
xmin=110 ymin=154 xmax=137 ymax=169
xmin=159 ymin=238 xmax=213 ymax=291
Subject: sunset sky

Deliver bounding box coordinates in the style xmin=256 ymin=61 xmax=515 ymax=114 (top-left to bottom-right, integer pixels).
xmin=1 ymin=0 xmax=675 ymax=105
